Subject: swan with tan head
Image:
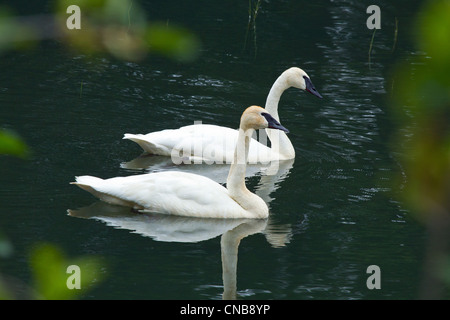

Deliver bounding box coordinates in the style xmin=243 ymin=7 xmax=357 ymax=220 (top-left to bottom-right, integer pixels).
xmin=71 ymin=106 xmax=288 ymax=219
xmin=123 ymin=67 xmax=322 ymax=164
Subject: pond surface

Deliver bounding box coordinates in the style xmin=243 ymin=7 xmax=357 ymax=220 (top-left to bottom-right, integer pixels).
xmin=0 ymin=0 xmax=430 ymax=299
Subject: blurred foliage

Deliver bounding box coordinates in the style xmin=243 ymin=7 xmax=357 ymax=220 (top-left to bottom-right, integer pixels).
xmin=0 ymin=7 xmax=37 ymax=52
xmin=0 ymin=128 xmax=29 ymax=298
xmin=0 ymin=0 xmax=202 ymax=300
xmin=0 ymin=105 xmax=104 ymax=301
xmin=391 ymin=0 xmax=450 ymax=219
xmin=441 ymin=257 xmax=450 ymax=285
xmin=54 ymin=0 xmax=200 ymax=61
xmin=1 ymin=242 xmax=105 ymax=300
xmin=0 ymin=234 xmax=14 ymax=299
xmin=0 ymin=129 xmax=29 ymax=159
xmin=0 ymin=234 xmax=13 ymax=259
xmin=0 ymin=0 xmax=200 ymax=62
xmin=390 ymin=0 xmax=450 ymax=298
xmin=30 ymin=243 xmax=105 ymax=300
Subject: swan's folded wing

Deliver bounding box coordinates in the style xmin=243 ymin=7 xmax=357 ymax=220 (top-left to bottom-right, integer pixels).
xmin=124 ymin=124 xmax=239 ymax=163
xmin=72 ymin=172 xmax=250 ymax=218
xmin=124 ymin=124 xmax=277 ymax=163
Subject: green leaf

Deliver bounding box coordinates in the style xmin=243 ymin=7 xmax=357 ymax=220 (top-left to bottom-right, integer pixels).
xmin=0 ymin=129 xmax=29 ymax=158
xmin=29 ymin=243 xmax=105 ymax=300
xmin=145 ymin=23 xmax=201 ymax=62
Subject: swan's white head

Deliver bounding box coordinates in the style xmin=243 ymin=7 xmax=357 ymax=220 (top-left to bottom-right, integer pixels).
xmin=282 ymin=67 xmax=323 ymax=99
xmin=240 ymin=106 xmax=289 ymax=133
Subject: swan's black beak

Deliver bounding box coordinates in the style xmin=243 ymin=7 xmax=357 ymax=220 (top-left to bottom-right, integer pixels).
xmin=262 ymin=113 xmax=289 ymax=133
xmin=304 ymin=76 xmax=323 ymax=99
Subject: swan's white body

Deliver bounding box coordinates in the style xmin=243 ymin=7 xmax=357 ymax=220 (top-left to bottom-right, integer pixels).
xmin=124 ymin=67 xmax=322 ymax=163
xmin=72 ymin=106 xmax=289 ymax=219
xmin=124 ymin=124 xmax=276 ymax=164
xmin=72 ymin=172 xmax=254 ymax=218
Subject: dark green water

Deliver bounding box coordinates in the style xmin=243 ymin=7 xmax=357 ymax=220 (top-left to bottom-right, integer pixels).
xmin=0 ymin=0 xmax=430 ymax=299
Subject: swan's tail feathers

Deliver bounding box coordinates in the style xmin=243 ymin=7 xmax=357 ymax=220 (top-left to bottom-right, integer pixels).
xmin=71 ymin=175 xmax=141 ymax=208
xmin=71 ymin=175 xmax=105 ymax=194
xmin=123 ymin=133 xmax=172 ymax=156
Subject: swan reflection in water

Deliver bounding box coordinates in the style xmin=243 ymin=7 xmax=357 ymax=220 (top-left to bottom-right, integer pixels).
xmin=68 ymin=200 xmax=292 ymax=299
xmin=120 ymin=157 xmax=295 ymax=243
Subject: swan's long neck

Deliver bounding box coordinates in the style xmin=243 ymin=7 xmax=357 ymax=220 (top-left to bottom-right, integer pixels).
xmin=227 ymin=128 xmax=268 ymax=218
xmin=264 ymin=73 xmax=295 ymax=159
xmin=227 ymin=128 xmax=252 ymax=194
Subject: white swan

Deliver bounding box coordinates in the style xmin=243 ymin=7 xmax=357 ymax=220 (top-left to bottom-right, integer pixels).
xmin=123 ymin=67 xmax=322 ymax=164
xmin=71 ymin=106 xmax=289 ymax=219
